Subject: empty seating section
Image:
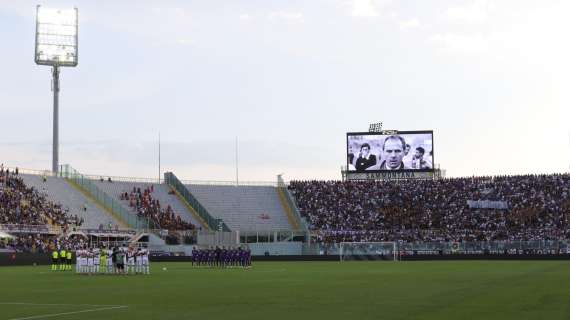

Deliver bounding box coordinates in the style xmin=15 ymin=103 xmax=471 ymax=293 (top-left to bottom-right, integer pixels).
xmin=8 ymin=171 xmax=292 ymax=233
xmin=184 ymin=184 xmax=291 ymax=231
xmin=19 ymin=174 xmax=120 ymax=229
xmin=92 ymin=180 xmax=202 ymax=228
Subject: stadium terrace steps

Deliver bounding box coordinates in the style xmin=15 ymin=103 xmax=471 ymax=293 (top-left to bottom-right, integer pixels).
xmin=91 ymin=180 xmax=203 ymax=228
xmin=168 ymin=189 xmax=211 ymax=230
xmin=184 ymin=184 xmax=292 ymax=231
xmin=163 ymin=172 xmax=222 ymax=231
xmin=276 ymin=187 xmax=301 ymax=230
xmin=19 ymin=174 xmax=121 ymax=229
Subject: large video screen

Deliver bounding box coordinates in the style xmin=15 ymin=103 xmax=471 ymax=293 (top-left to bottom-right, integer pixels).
xmin=347 ymin=131 xmax=434 ymax=173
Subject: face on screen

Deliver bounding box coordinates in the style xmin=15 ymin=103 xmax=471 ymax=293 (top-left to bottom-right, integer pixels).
xmin=346 ymin=132 xmax=433 ymax=172
xmin=383 ymin=138 xmax=404 ymax=169
xmin=414 ymin=149 xmax=423 ymax=159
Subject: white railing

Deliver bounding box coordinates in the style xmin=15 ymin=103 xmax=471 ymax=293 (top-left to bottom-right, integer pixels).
xmin=2 ymin=167 xmax=54 ymax=177
xmin=5 ymin=166 xmax=284 ymax=186
xmin=0 ymin=224 xmax=59 ymax=234
xmin=83 ymin=174 xmax=160 ymax=184
xmin=181 ymin=180 xmax=278 ymax=187
xmin=79 ymin=228 xmax=137 ymax=235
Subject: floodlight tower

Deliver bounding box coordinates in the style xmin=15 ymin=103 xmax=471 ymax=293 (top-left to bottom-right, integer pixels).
xmin=35 ymin=5 xmax=78 ymax=174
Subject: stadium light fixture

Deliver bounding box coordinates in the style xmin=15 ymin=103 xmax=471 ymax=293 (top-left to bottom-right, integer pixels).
xmin=35 ymin=5 xmax=79 ymax=174
xmin=369 ymin=122 xmax=383 ymax=132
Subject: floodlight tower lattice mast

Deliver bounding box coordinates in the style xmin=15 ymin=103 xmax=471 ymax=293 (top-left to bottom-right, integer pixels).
xmin=52 ymin=64 xmax=60 ymax=174
xmin=34 ymin=5 xmax=78 ymax=174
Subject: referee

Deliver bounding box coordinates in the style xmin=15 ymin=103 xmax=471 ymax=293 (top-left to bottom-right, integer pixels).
xmin=51 ymin=249 xmax=59 ymax=271
xmin=66 ymin=250 xmax=73 ymax=271
xmin=59 ymin=248 xmax=67 ymax=271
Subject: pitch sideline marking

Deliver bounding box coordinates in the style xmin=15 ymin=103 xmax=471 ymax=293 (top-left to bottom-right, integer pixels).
xmin=1 ymin=303 xmax=128 ymax=320
xmin=249 ymin=268 xmax=287 ymax=273
xmin=0 ymin=302 xmax=125 ymax=307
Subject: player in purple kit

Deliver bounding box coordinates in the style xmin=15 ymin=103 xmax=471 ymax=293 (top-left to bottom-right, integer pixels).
xmin=220 ymin=247 xmax=227 ymax=268
xmin=189 ymin=247 xmax=252 ymax=269
xmin=246 ymin=247 xmax=251 ymax=268
xmin=215 ymin=246 xmax=222 ymax=267
xmin=209 ymin=248 xmax=216 ymax=267
xmin=191 ymin=247 xmax=197 ymax=266
xmin=198 ymin=249 xmax=206 ymax=267
xmin=230 ymin=247 xmax=237 ymax=267
xmin=235 ymin=248 xmax=241 ymax=267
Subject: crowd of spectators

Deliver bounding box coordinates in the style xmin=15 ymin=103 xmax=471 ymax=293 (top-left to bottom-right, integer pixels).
xmin=289 ymin=174 xmax=570 ymax=243
xmin=120 ymin=186 xmax=195 ymax=230
xmin=0 ymin=165 xmax=80 ymax=232
xmin=0 ymin=234 xmax=85 ymax=253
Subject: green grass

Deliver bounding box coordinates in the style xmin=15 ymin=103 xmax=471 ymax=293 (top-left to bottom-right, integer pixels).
xmin=1 ymin=261 xmax=569 ymax=320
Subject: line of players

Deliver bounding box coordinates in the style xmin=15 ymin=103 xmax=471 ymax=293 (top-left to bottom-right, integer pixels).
xmin=75 ymin=246 xmax=150 ymax=275
xmin=51 ymin=247 xmax=73 ymax=271
xmin=191 ymin=246 xmax=252 ymax=268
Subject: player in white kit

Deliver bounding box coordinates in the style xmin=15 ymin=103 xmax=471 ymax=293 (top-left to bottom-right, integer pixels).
xmin=93 ymin=248 xmax=100 ymax=273
xmin=107 ymin=248 xmax=114 ymax=274
xmin=75 ymin=249 xmax=80 ymax=273
xmin=75 ymin=249 xmax=83 ymax=274
xmin=127 ymin=248 xmax=136 ymax=274
xmin=122 ymin=247 xmax=128 ymax=274
xmin=87 ymin=249 xmax=95 ymax=274
xmin=135 ymin=248 xmax=142 ymax=274
xmin=80 ymin=248 xmax=87 ymax=274
xmin=142 ymin=248 xmax=150 ymax=274
xmin=82 ymin=248 xmax=88 ymax=274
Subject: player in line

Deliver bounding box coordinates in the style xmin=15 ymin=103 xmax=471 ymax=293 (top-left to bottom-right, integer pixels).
xmin=74 ymin=246 xmax=150 ymax=275
xmin=51 ymin=246 xmax=73 ymax=271
xmin=191 ymin=246 xmax=251 ymax=268
xmin=115 ymin=246 xmax=150 ymax=275
xmin=135 ymin=247 xmax=150 ymax=274
xmin=106 ymin=247 xmax=114 ymax=273
xmin=76 ymin=246 xmax=95 ymax=274
xmin=51 ymin=244 xmax=150 ymax=275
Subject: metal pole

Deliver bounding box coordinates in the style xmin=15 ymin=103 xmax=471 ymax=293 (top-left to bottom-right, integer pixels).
xmin=235 ymin=136 xmax=239 ymax=186
xmin=52 ymin=65 xmax=60 ymax=174
xmin=158 ymin=132 xmax=161 ymax=184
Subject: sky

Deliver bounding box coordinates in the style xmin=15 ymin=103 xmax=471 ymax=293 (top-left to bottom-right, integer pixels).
xmin=1 ymin=0 xmax=570 ymax=182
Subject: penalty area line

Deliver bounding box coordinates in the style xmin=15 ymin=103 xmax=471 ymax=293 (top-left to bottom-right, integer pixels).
xmin=5 ymin=305 xmax=128 ymax=320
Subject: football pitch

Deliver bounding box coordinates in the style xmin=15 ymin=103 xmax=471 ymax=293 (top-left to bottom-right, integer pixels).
xmin=1 ymin=261 xmax=569 ymax=320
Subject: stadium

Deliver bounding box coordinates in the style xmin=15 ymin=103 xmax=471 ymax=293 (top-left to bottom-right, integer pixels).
xmin=2 ymin=2 xmax=570 ymax=320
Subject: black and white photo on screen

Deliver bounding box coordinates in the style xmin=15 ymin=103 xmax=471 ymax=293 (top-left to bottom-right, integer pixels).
xmin=347 ymin=132 xmax=433 ymax=172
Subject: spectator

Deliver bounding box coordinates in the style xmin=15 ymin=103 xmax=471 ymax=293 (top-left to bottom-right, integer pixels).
xmin=0 ymin=169 xmax=78 ymax=229
xmin=289 ymin=174 xmax=570 ymax=243
xmin=120 ymin=186 xmax=195 ymax=230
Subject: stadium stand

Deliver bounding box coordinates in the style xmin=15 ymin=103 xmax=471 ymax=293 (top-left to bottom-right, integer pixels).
xmin=289 ymin=174 xmax=570 ymax=243
xmin=19 ymin=174 xmax=121 ymax=229
xmin=184 ymin=184 xmax=292 ymax=231
xmin=92 ymin=180 xmax=200 ymax=230
xmin=0 ymin=168 xmax=76 ymax=230
xmin=0 ymin=233 xmax=86 ymax=253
